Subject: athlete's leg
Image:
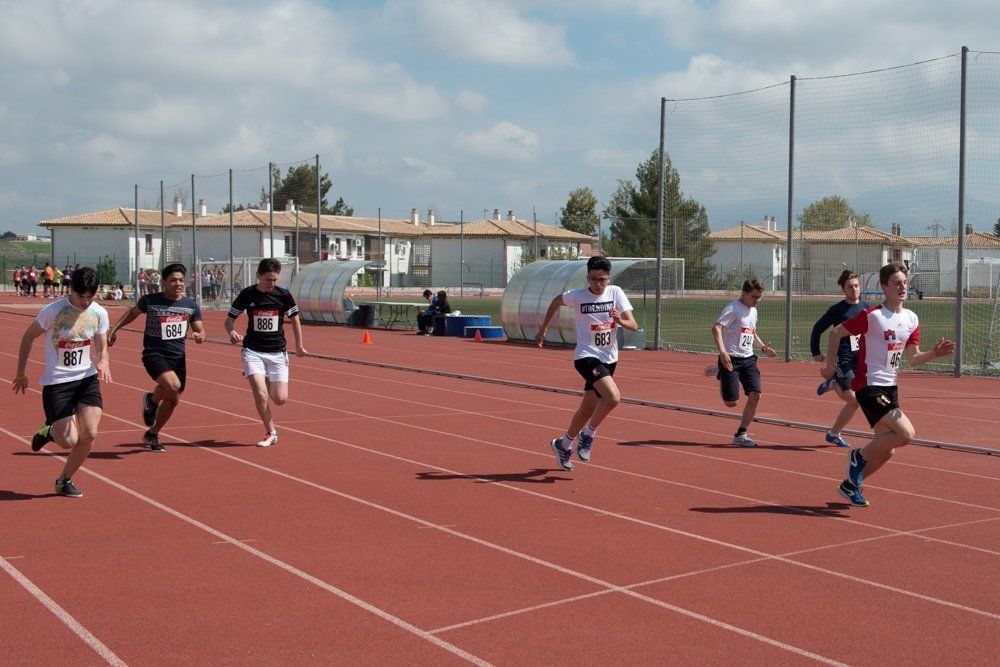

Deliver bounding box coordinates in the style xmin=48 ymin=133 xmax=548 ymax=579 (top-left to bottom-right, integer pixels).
xmin=587 ymin=376 xmax=622 ymax=429
xmin=267 ymin=380 xmax=288 ymax=406
xmin=149 ymin=371 xmax=182 ymax=434
xmin=59 ymin=405 xmax=101 ymax=481
xmin=860 ymin=410 xmax=914 ymax=478
xmin=248 ymin=374 xmax=275 ymax=432
xmin=829 ymin=385 xmax=859 ymax=435
xmin=566 ymin=390 xmax=600 ymax=438
xmin=48 ymin=414 xmax=79 ymax=450
xmin=739 ymin=391 xmax=760 ymax=430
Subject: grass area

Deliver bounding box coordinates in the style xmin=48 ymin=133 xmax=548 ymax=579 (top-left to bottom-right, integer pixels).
xmin=374 ymin=294 xmax=994 ymax=373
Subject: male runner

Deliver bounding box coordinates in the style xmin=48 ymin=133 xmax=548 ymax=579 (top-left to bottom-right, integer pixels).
xmin=535 ymin=256 xmax=638 ymax=470
xmin=822 ymin=262 xmax=954 ymax=507
xmin=108 ymin=263 xmax=205 ymax=452
xmin=12 ymin=267 xmax=111 ymax=498
xmin=810 ymin=270 xmax=869 ymax=447
xmin=711 ymin=278 xmax=778 ymax=447
xmin=225 ymin=258 xmax=306 ymax=447
xmin=12 ymin=266 xmax=21 ymax=296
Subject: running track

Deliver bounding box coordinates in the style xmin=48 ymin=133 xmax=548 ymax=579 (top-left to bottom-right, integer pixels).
xmin=1 ymin=305 xmax=998 ymax=664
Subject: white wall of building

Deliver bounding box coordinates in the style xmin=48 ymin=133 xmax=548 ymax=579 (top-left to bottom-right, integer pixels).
xmin=710 ymin=241 xmax=782 ymax=289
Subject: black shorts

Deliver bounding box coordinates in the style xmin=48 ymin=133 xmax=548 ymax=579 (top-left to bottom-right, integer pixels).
xmin=61 ymin=278 xmax=71 ymax=286
xmin=718 ymin=355 xmax=761 ymax=403
xmin=574 ymin=357 xmax=617 ymax=396
xmin=142 ymin=354 xmax=187 ymax=393
xmin=42 ymin=374 xmax=103 ymax=424
xmin=856 ymin=385 xmax=899 ymax=427
xmin=831 ymin=353 xmax=858 ymax=393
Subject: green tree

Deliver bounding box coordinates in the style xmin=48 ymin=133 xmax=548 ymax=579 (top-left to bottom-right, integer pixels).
xmin=602 ymin=149 xmax=714 ymax=284
xmin=993 ymin=217 xmax=1000 ymax=237
xmin=2 ymin=230 xmax=17 ymax=240
xmin=797 ymin=195 xmax=871 ymax=231
xmin=267 ymin=164 xmax=353 ymax=216
xmin=559 ymin=187 xmax=599 ymax=235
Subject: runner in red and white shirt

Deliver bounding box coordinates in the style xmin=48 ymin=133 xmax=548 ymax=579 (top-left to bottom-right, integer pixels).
xmin=535 ymin=256 xmax=638 ymax=470
xmin=821 ymin=262 xmax=954 ymax=507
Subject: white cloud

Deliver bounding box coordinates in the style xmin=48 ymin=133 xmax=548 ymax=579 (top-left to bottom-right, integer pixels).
xmin=456 ymin=90 xmax=489 ymax=114
xmin=455 ymin=121 xmax=540 ymax=161
xmin=400 ymin=156 xmax=454 ymax=181
xmin=582 ymin=147 xmax=648 ymax=172
xmin=392 ymin=0 xmax=574 ymax=67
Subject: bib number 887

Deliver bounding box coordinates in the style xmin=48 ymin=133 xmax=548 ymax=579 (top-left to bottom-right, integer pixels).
xmin=594 ymin=331 xmax=613 ymax=347
xmin=62 ymin=349 xmax=84 ymax=367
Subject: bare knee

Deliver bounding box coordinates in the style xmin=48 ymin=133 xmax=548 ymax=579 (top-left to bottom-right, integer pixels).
xmin=160 ymin=390 xmax=180 ymax=407
xmin=724 ymin=400 xmax=739 ymax=408
xmin=271 ymin=395 xmax=287 ymax=406
xmin=746 ymin=392 xmax=761 ymax=405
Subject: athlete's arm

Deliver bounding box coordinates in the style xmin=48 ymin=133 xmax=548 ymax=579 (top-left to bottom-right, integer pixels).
xmin=92 ymin=333 xmax=112 ymax=384
xmin=190 ymin=319 xmax=206 ymax=344
xmin=905 ymin=338 xmax=954 ymax=367
xmin=12 ymin=321 xmax=45 ymax=394
xmin=108 ymin=305 xmax=143 ymax=346
xmin=821 ymin=325 xmax=848 ymax=379
xmin=224 ymin=316 xmax=243 ymax=344
xmin=289 ymin=315 xmax=307 ymax=356
xmin=711 ymin=323 xmax=733 ymax=371
xmin=809 ymin=305 xmax=838 ymax=362
xmin=534 ymin=295 xmax=565 ymax=347
xmin=612 ymin=308 xmax=639 ymax=331
xmin=753 ymin=332 xmax=777 ymax=358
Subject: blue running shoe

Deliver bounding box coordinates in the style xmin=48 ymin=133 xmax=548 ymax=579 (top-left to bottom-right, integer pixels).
xmin=847 ymin=448 xmax=868 ymax=487
xmin=577 ymin=433 xmax=593 ymax=462
xmin=838 ymin=480 xmax=869 ymax=507
xmin=550 ymin=438 xmax=574 ymax=471
xmin=816 ymin=377 xmax=835 ymax=396
xmin=825 ymin=431 xmax=850 ymax=448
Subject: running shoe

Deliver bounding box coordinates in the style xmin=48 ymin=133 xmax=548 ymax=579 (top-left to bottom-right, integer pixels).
xmin=143 ymin=431 xmax=165 ymax=453
xmin=142 ymin=392 xmax=157 ymax=427
xmin=825 ymin=431 xmax=850 ymax=448
xmin=31 ymin=425 xmax=52 ymax=452
xmin=256 ymin=432 xmax=278 ymax=448
xmin=54 ymin=477 xmax=83 ymax=498
xmin=732 ymin=432 xmax=758 ymax=448
xmin=577 ymin=433 xmax=593 ymax=463
xmin=837 ymin=480 xmax=869 ymax=507
xmin=550 ymin=438 xmax=574 ymax=471
xmin=847 ymin=448 xmax=868 ymax=487
xmin=816 ymin=377 xmax=835 ymax=396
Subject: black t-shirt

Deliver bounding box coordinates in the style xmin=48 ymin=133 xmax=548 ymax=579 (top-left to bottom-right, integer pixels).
xmin=137 ymin=293 xmax=203 ymax=358
xmin=228 ymin=286 xmax=299 ymax=353
xmin=810 ymin=299 xmax=870 ymax=359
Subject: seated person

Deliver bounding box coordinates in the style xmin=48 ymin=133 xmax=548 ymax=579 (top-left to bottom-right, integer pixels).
xmin=431 ymin=290 xmax=452 ymax=334
xmin=417 ymin=289 xmax=437 ymax=335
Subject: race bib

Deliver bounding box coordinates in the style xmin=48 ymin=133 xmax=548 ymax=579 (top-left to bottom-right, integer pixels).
xmin=886 ymin=342 xmax=905 ymax=370
xmin=160 ymin=315 xmax=188 ymax=340
xmin=738 ymin=327 xmax=755 ymax=355
xmin=591 ymin=322 xmax=616 ymax=348
xmin=849 ymin=334 xmax=861 ymax=352
xmin=57 ymin=340 xmax=91 ymax=369
xmin=253 ymin=309 xmax=279 ymax=332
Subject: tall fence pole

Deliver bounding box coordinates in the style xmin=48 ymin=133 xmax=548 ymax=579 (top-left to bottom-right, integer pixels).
xmin=268 ymin=162 xmax=274 ymax=257
xmin=739 ymin=220 xmax=744 ymax=277
xmin=377 ymin=207 xmax=382 ymax=298
xmin=315 ymin=154 xmax=321 ymax=260
xmin=784 ymin=75 xmax=796 ymax=362
xmin=460 ymin=210 xmax=465 ymax=297
xmin=654 ymin=97 xmax=667 ymax=350
xmin=134 ymin=184 xmax=139 ymax=296
xmin=159 ymin=180 xmax=165 ymax=270
xmin=532 ymin=207 xmax=538 ymax=259
xmin=229 ymin=169 xmax=235 ymax=298
xmin=955 ymin=46 xmax=968 ymax=377
xmin=192 ymin=174 xmax=199 ymax=303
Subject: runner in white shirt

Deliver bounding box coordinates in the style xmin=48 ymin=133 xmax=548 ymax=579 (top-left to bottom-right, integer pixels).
xmin=12 ymin=267 xmax=112 ymax=498
xmin=535 ymin=256 xmax=638 ymax=470
xmin=822 ymin=262 xmax=954 ymax=507
xmin=710 ymin=278 xmax=778 ymax=447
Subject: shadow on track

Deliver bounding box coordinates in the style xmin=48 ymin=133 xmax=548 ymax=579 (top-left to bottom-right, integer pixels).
xmin=690 ymin=502 xmax=851 ymax=518
xmin=618 ymin=439 xmax=825 ymax=452
xmin=0 ymin=489 xmax=59 ymax=501
xmin=416 ymin=468 xmax=571 ymax=484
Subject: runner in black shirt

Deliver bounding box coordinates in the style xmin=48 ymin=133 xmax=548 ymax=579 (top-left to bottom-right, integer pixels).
xmin=109 ymin=263 xmax=205 ymax=452
xmin=225 ymin=258 xmax=307 ymax=447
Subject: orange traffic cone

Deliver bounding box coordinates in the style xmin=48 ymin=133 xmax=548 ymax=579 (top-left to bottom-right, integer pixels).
xmin=474 ymin=329 xmax=483 ymax=342
xmin=362 ymin=330 xmax=373 ymax=345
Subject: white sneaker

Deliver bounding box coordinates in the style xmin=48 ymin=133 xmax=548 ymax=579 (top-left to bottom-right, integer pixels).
xmin=256 ymin=431 xmax=278 ymax=447
xmin=732 ymin=432 xmax=757 ymax=447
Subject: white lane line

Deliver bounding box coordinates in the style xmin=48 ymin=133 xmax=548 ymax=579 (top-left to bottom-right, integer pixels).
xmin=0 ymin=426 xmax=490 ymax=667
xmin=0 ymin=556 xmax=127 ymax=666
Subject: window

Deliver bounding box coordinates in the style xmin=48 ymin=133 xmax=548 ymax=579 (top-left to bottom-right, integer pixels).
xmin=145 ymin=234 xmax=153 ymax=253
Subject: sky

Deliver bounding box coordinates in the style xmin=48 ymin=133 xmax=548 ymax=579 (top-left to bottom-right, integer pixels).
xmin=1 ymin=0 xmax=999 ymax=234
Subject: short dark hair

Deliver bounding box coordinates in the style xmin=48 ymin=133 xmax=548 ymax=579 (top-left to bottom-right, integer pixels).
xmin=422 ymin=289 xmax=433 ymax=298
xmin=587 ymin=255 xmax=612 ymax=273
xmin=257 ymin=258 xmax=281 ymax=275
xmin=879 ymin=262 xmax=908 ymax=286
xmin=71 ymin=266 xmax=99 ymax=296
xmin=161 ymin=263 xmax=187 ymax=279
xmin=837 ymin=269 xmax=859 ymax=287
xmin=742 ymin=278 xmax=764 ymax=293
xmin=437 ymin=290 xmax=448 ymax=301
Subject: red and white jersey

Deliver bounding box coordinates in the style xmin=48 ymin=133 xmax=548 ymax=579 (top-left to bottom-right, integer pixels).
xmin=843 ymin=305 xmax=920 ymax=390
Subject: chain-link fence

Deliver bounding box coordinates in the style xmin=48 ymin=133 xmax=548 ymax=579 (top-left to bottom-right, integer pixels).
xmin=659 ymin=47 xmax=1000 ymax=375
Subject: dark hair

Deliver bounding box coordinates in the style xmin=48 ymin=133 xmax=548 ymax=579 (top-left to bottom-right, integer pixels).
xmin=587 ymin=255 xmax=612 ymax=273
xmin=161 ymin=263 xmax=187 ymax=279
xmin=257 ymin=258 xmax=281 ymax=275
xmin=71 ymin=266 xmax=99 ymax=296
xmin=742 ymin=277 xmax=764 ymax=293
xmin=837 ymin=269 xmax=859 ymax=287
xmin=436 ymin=290 xmax=448 ymax=302
xmin=422 ymin=289 xmax=433 ymax=298
xmin=879 ymin=262 xmax=908 ymax=285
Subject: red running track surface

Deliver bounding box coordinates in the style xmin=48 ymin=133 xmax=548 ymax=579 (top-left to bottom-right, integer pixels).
xmin=0 ymin=306 xmax=998 ymax=664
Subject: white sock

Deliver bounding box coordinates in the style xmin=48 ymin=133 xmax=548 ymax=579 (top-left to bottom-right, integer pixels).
xmin=581 ymin=423 xmax=597 ymax=438
xmin=559 ymin=433 xmax=574 ymax=450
